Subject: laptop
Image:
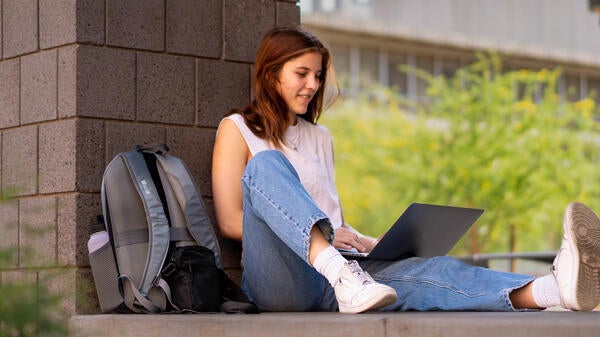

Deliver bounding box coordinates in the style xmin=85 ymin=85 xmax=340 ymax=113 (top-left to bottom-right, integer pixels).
xmin=339 ymin=203 xmax=484 ymax=260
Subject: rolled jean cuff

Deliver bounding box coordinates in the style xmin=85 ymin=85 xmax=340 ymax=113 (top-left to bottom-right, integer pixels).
xmin=314 ymin=218 xmax=334 ymax=244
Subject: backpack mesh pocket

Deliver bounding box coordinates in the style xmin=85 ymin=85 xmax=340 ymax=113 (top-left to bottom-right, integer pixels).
xmin=89 ymin=241 xmax=122 ymax=312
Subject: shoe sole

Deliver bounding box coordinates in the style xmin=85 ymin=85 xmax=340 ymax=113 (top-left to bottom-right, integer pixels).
xmin=564 ymin=202 xmax=600 ymax=310
xmin=338 ymin=288 xmax=397 ymax=314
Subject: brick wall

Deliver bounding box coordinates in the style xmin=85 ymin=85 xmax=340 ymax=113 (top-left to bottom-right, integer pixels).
xmin=0 ymin=0 xmax=300 ymax=314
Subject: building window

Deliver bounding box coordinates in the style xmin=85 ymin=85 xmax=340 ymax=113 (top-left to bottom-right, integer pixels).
xmin=360 ymin=48 xmax=379 ymax=89
xmin=388 ymin=52 xmax=407 ymax=95
xmin=416 ymin=55 xmax=434 ymax=103
xmin=564 ymin=73 xmax=582 ymax=102
xmin=586 ymin=76 xmax=600 ymax=105
xmin=438 ymin=58 xmax=462 ymax=80
xmin=330 ymin=44 xmax=350 ymax=90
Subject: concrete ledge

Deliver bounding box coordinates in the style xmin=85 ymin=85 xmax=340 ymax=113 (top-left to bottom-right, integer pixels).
xmin=69 ymin=311 xmax=600 ymax=337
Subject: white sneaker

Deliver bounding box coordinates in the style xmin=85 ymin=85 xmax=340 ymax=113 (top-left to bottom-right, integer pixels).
xmin=334 ymin=260 xmax=397 ymax=313
xmin=552 ymin=202 xmax=600 ymax=311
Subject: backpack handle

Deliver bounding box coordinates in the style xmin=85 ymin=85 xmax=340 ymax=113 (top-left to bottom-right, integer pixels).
xmin=135 ymin=143 xmax=169 ymax=155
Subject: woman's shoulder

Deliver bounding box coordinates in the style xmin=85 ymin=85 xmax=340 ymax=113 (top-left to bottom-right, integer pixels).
xmin=314 ymin=123 xmax=330 ymax=135
xmin=219 ymin=113 xmax=247 ymax=132
xmin=222 ymin=112 xmax=243 ymax=123
xmin=220 ymin=113 xmax=272 ymax=155
xmin=298 ymin=118 xmax=331 ymax=137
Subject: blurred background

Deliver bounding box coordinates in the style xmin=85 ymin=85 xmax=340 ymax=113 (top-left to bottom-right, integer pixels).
xmin=300 ymin=0 xmax=600 ymax=275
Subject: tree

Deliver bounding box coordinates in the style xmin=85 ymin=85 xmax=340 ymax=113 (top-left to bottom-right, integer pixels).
xmin=322 ymin=54 xmax=600 ymax=255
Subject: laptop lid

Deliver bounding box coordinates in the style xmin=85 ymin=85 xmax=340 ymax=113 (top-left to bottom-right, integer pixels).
xmin=342 ymin=203 xmax=483 ymax=260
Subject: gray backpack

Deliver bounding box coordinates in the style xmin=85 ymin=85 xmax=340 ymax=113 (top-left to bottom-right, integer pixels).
xmin=89 ymin=144 xmax=255 ymax=313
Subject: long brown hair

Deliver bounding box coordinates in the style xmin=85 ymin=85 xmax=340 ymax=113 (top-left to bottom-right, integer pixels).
xmin=230 ymin=26 xmax=337 ymax=148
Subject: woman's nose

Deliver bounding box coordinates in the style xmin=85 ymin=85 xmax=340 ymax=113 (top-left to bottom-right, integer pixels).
xmin=306 ymin=75 xmax=319 ymax=90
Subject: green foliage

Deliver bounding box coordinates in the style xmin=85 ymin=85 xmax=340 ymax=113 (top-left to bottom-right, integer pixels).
xmin=0 ymin=196 xmax=67 ymax=337
xmin=0 ymin=276 xmax=67 ymax=337
xmin=322 ymin=54 xmax=600 ymax=255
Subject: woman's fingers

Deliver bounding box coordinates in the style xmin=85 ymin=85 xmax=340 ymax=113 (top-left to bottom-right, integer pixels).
xmin=333 ymin=228 xmax=367 ymax=252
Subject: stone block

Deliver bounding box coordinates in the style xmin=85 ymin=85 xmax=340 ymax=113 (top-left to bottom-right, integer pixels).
xmin=57 ymin=193 xmax=78 ymax=267
xmin=58 ymin=45 xmax=77 ymax=118
xmin=38 ymin=268 xmax=99 ymax=314
xmin=2 ymin=125 xmax=38 ymax=196
xmin=2 ymin=0 xmax=38 ymax=58
xmin=70 ymin=312 xmax=600 ymax=337
xmin=220 ymin=238 xmax=243 ymax=271
xmin=41 ymin=267 xmax=98 ymax=315
xmin=0 ymin=199 xmax=19 ymax=268
xmin=106 ymin=0 xmax=164 ymax=51
xmin=41 ymin=268 xmax=75 ymax=315
xmin=76 ymin=46 xmax=136 ymax=120
xmin=202 ymin=198 xmax=242 ymax=271
xmin=76 ymin=0 xmax=105 ymax=44
xmin=204 ymin=198 xmax=217 ymax=231
xmin=0 ymin=3 xmax=2 ymax=58
xmin=104 ymin=122 xmax=166 ymax=164
xmin=166 ymin=127 xmax=216 ymax=196
xmin=40 ymin=0 xmax=76 ymax=49
xmin=166 ymin=0 xmax=222 ymax=58
xmin=277 ymin=0 xmax=300 ymax=26
xmin=1 ymin=268 xmax=37 ymax=284
xmin=57 ymin=193 xmax=101 ymax=267
xmin=197 ymin=59 xmax=251 ymax=127
xmin=76 ymin=119 xmax=105 ymax=192
xmin=3 ymin=267 xmax=96 ymax=316
xmin=77 ymin=267 xmax=100 ymax=314
xmin=224 ymin=0 xmax=276 ymax=62
xmin=223 ymin=267 xmax=242 ymax=287
xmin=69 ymin=312 xmax=389 ymax=337
xmin=21 ymin=49 xmax=58 ymax=125
xmin=0 ymin=59 xmax=20 ymax=128
xmin=19 ymin=196 xmax=58 ymax=268
xmin=39 ymin=119 xmax=76 ymax=193
xmin=137 ymin=53 xmax=195 ymax=125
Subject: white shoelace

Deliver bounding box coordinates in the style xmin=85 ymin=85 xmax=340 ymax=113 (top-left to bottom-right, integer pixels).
xmin=347 ymin=260 xmax=374 ymax=285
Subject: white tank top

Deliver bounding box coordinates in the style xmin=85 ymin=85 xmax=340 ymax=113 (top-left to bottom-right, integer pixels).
xmin=221 ymin=113 xmax=344 ymax=230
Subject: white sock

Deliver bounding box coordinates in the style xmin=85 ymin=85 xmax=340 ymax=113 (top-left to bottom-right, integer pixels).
xmin=531 ymin=274 xmax=561 ymax=308
xmin=312 ymin=246 xmax=348 ymax=287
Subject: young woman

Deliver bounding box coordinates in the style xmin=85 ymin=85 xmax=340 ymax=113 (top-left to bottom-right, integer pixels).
xmin=212 ymin=26 xmax=600 ymax=313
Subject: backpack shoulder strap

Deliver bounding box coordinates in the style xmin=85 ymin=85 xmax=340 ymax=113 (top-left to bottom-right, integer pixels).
xmin=102 ymin=150 xmax=171 ymax=313
xmin=155 ymin=154 xmax=223 ymax=268
xmin=121 ymin=151 xmax=172 ymax=294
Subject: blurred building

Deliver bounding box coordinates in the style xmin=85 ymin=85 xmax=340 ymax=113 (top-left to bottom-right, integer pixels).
xmin=302 ymin=0 xmax=600 ymax=105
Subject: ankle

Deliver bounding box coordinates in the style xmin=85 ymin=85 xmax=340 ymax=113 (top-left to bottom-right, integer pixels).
xmin=530 ymin=274 xmax=560 ymax=308
xmin=308 ymin=224 xmax=332 ymax=264
xmin=312 ymin=246 xmax=347 ymax=286
xmin=509 ymin=282 xmax=539 ymax=309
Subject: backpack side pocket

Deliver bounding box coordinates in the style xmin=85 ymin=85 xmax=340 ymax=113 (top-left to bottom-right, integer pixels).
xmin=89 ymin=241 xmax=122 ymax=313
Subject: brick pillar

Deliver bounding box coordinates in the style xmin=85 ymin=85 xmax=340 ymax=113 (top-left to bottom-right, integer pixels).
xmin=0 ymin=0 xmax=300 ymax=314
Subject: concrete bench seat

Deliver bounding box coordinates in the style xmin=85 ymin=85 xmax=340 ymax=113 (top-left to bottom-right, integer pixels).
xmin=70 ymin=311 xmax=600 ymax=337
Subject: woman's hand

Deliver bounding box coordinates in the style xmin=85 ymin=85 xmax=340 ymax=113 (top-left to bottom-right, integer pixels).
xmin=333 ymin=227 xmax=377 ymax=253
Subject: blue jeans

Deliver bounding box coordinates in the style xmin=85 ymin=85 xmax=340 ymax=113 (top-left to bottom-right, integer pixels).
xmin=240 ymin=150 xmax=534 ymax=312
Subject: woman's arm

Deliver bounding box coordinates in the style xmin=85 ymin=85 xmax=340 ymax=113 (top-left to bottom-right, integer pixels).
xmin=212 ymin=119 xmax=250 ymax=241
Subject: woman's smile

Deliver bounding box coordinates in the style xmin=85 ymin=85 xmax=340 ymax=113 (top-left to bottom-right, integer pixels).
xmin=277 ymin=51 xmax=322 ymax=116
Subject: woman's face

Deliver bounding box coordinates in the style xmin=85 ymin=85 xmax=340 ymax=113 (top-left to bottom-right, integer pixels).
xmin=276 ymin=51 xmax=322 ymax=121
